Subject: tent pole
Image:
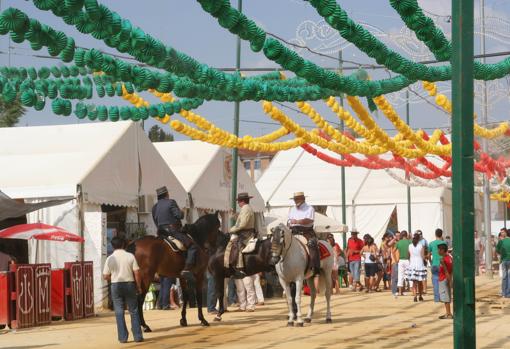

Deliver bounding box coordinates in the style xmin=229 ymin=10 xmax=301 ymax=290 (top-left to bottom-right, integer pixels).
xmin=230 ymin=0 xmax=242 ymax=227
xmin=480 ymin=0 xmax=493 ymax=279
xmin=452 ymin=0 xmax=476 ymax=347
xmin=339 ymin=50 xmax=347 ymax=249
xmin=406 ymin=89 xmax=411 ymax=234
xmin=77 ymin=185 xmax=85 ymax=262
xmin=504 ymin=201 xmax=507 ymax=229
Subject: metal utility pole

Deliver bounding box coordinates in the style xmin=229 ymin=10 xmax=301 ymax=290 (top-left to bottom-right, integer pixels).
xmin=452 ymin=0 xmax=476 ymax=347
xmin=339 ymin=50 xmax=347 ymax=249
xmin=406 ymin=89 xmax=412 ymax=234
xmin=480 ymin=0 xmax=493 ymax=278
xmin=230 ymin=0 xmax=242 ymax=226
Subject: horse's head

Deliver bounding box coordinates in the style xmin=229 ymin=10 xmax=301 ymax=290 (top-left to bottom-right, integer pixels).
xmin=193 ymin=211 xmax=222 ymax=252
xmin=269 ymin=223 xmax=289 ymax=265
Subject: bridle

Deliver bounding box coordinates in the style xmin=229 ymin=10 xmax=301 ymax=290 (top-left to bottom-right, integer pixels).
xmin=270 ymin=224 xmax=292 ymax=264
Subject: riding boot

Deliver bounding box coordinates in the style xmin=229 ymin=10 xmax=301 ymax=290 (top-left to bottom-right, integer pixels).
xmin=181 ymin=244 xmax=197 ymax=279
xmin=307 ymin=239 xmax=321 ymax=276
xmin=234 ymin=241 xmax=247 ymax=279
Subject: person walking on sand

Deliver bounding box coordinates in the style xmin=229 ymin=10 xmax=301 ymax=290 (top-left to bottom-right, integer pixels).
xmin=103 ymin=237 xmax=143 ymax=343
xmin=438 ymin=243 xmax=453 ymax=319
xmin=406 ymin=233 xmax=427 ymax=302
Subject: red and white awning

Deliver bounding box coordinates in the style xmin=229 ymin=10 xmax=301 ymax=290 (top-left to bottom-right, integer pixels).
xmin=0 ymin=223 xmax=84 ymax=242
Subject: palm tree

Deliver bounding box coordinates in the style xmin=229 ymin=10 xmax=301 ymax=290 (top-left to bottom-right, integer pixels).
xmin=0 ymin=98 xmax=25 ymax=127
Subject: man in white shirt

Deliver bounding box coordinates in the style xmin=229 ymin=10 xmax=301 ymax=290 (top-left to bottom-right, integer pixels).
xmin=103 ymin=237 xmax=143 ymax=343
xmin=288 ymin=192 xmax=320 ymax=276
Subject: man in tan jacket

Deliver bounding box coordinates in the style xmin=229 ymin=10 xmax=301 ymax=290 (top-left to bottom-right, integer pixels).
xmin=228 ymin=192 xmax=255 ymax=278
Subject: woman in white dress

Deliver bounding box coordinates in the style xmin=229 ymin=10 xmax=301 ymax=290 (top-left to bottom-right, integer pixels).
xmin=406 ymin=233 xmax=427 ymax=302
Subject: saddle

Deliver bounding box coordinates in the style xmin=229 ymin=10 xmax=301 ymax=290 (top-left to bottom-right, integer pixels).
xmin=294 ymin=236 xmax=331 ymax=274
xmin=162 ymin=236 xmax=187 ymax=252
xmin=224 ymin=237 xmax=264 ymax=268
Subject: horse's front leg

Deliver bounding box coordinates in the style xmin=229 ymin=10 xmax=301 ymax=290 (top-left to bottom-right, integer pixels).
xmin=305 ymin=277 xmax=317 ymax=323
xmin=324 ymin=267 xmax=333 ymax=323
xmin=278 ymin=275 xmax=294 ymax=327
xmin=179 ymin=278 xmax=188 ymax=327
xmin=195 ymin=275 xmax=209 ymax=326
xmin=294 ymin=278 xmax=304 ymax=326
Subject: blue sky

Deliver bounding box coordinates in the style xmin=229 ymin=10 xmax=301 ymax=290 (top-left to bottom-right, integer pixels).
xmin=3 ymin=0 xmax=510 ymax=141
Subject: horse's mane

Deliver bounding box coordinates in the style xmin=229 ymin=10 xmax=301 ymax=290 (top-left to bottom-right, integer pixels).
xmin=183 ymin=213 xmax=220 ymax=247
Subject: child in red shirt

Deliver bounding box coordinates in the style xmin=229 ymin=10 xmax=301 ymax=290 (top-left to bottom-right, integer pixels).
xmin=438 ymin=243 xmax=453 ymax=319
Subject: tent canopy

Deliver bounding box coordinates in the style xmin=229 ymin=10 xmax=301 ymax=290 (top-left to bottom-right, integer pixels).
xmin=155 ymin=141 xmax=265 ymax=212
xmin=0 ymin=122 xmax=187 ymax=207
xmin=0 ymin=190 xmax=70 ymax=221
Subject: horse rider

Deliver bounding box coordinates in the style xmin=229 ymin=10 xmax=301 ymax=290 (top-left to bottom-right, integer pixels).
xmin=287 ymin=192 xmax=320 ymax=277
xmin=228 ymin=192 xmax=256 ymax=278
xmin=152 ymin=186 xmax=196 ymax=278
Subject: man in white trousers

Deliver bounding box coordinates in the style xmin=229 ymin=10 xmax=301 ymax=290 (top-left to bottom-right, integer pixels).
xmin=234 ymin=276 xmax=257 ymax=312
xmin=395 ymin=230 xmax=411 ymax=296
xmin=253 ymin=273 xmax=265 ymax=305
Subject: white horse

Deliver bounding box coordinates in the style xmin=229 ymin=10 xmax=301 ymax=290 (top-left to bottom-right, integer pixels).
xmin=270 ymin=224 xmax=333 ymax=327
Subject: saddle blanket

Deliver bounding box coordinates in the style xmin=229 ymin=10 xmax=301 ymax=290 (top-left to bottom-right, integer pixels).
xmin=319 ymin=242 xmax=331 ymax=260
xmin=295 ymin=235 xmax=331 ymax=260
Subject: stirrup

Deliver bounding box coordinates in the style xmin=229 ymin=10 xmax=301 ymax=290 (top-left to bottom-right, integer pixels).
xmin=233 ymin=269 xmax=247 ymax=279
xmin=180 ymin=269 xmax=193 ymax=279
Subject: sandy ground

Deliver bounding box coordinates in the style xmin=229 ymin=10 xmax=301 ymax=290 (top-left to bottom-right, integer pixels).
xmin=1 ymin=276 xmax=509 ymax=349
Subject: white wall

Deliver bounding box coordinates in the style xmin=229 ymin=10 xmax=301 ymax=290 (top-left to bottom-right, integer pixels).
xmin=83 ymin=204 xmax=107 ymax=309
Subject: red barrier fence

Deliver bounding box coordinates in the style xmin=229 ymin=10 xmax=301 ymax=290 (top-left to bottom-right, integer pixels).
xmin=0 ymin=262 xmax=94 ymax=329
xmin=65 ymin=262 xmax=83 ymax=320
xmin=9 ymin=263 xmax=51 ymax=329
xmin=83 ymin=261 xmax=94 ymax=318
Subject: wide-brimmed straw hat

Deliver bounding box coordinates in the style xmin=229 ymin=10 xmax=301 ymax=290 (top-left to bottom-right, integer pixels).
xmin=236 ymin=192 xmax=253 ymax=201
xmin=290 ymin=191 xmax=306 ymax=199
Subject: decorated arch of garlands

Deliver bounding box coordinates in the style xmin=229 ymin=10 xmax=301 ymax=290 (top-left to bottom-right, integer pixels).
xmin=2 ymin=0 xmax=510 ymax=201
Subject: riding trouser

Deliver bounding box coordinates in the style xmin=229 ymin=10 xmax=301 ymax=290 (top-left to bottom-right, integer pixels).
xmin=158 ymin=225 xmax=197 ymax=270
xmin=291 ymin=227 xmax=320 ymax=276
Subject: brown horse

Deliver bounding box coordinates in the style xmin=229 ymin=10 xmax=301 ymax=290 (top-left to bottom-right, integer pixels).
xmin=208 ymin=233 xmax=275 ymax=321
xmin=128 ymin=213 xmax=221 ymax=332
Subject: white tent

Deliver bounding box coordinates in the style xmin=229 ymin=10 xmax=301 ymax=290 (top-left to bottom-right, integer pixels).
xmin=154 ymin=141 xmax=265 ymax=231
xmin=256 ymin=147 xmax=482 ymax=243
xmin=0 ymin=121 xmax=187 ymax=308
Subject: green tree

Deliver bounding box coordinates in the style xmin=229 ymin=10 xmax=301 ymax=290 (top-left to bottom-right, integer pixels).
xmin=0 ymin=98 xmax=25 ymax=127
xmin=148 ymin=124 xmax=174 ymax=142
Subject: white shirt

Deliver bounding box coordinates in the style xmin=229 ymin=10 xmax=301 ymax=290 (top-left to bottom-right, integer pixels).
xmin=288 ymin=202 xmax=315 ymax=227
xmin=103 ymin=249 xmax=140 ymax=283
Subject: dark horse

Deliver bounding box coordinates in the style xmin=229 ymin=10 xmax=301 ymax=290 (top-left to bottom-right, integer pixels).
xmin=208 ymin=232 xmax=274 ymax=321
xmin=127 ymin=213 xmax=221 ymax=332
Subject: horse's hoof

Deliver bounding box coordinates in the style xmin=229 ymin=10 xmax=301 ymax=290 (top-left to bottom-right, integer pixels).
xmin=214 ymin=316 xmax=222 ymax=322
xmin=325 ymin=318 xmax=332 ymax=324
xmin=143 ymin=325 xmax=152 ymax=333
xmin=287 ymin=322 xmax=294 ymax=327
xmin=201 ymin=320 xmax=210 ymax=327
xmin=295 ymin=322 xmax=304 ymax=327
xmin=180 ymin=319 xmax=188 ymax=327
xmin=304 ymin=318 xmax=312 ymax=323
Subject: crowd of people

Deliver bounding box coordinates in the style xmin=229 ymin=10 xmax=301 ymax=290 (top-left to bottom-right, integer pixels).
xmin=325 ymin=228 xmax=453 ymax=318
xmin=100 ymin=185 xmax=510 ymax=344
